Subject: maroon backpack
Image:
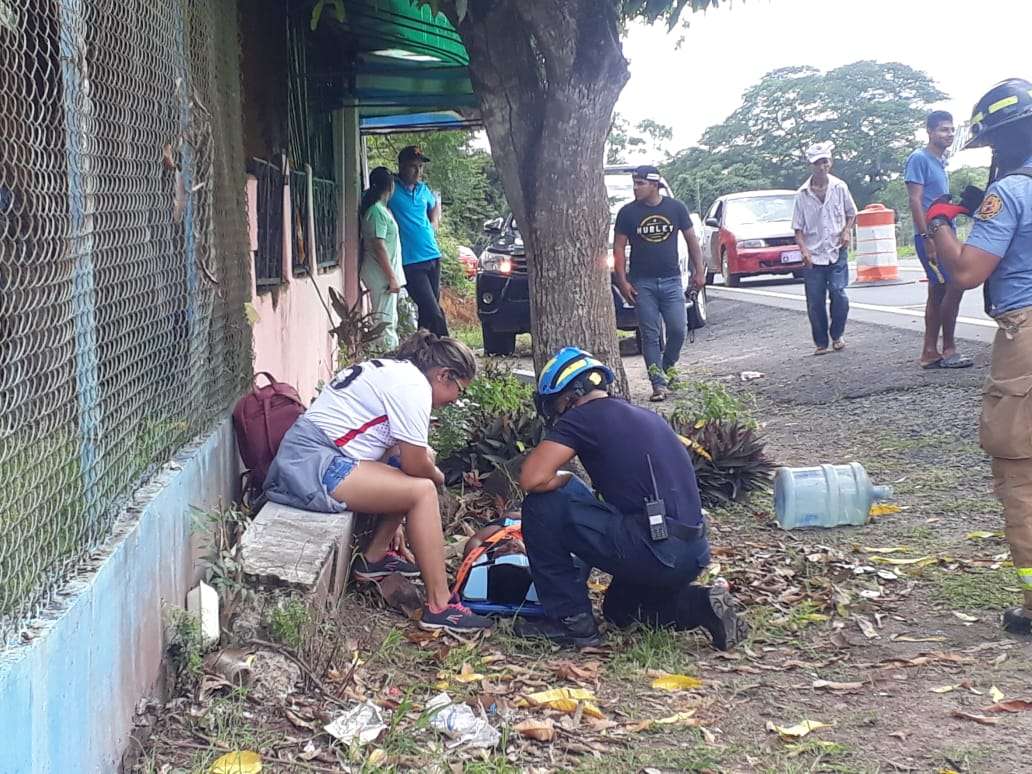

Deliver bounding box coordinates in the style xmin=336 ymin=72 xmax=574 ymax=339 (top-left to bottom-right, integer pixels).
xmin=232 ymin=372 xmax=305 ymax=497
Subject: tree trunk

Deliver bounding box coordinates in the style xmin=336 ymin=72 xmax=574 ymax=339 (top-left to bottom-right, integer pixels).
xmin=455 ymin=1 xmax=630 ymax=391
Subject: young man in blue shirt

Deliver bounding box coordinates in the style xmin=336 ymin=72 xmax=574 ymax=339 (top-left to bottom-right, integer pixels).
xmin=905 ymin=111 xmax=972 ymax=369
xmin=389 ymin=145 xmax=449 ymax=336
xmin=926 ymin=78 xmax=1032 ymax=636
xmin=512 ymin=347 xmax=747 ymax=648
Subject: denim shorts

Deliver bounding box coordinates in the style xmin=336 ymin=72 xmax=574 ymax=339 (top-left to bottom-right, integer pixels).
xmin=321 ymin=453 xmax=358 ymax=494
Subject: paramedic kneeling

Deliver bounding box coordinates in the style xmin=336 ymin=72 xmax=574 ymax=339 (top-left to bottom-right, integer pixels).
xmin=513 ymin=347 xmax=747 ymax=648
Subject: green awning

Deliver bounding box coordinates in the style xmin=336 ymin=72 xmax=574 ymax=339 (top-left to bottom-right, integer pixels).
xmin=301 ymin=0 xmax=479 ymax=122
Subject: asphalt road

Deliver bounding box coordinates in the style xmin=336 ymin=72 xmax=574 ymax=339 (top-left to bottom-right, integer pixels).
xmin=707 ymin=258 xmax=996 ymax=344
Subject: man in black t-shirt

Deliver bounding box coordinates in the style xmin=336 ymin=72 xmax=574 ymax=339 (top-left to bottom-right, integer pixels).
xmin=513 ymin=347 xmax=747 ymax=648
xmin=614 ymin=165 xmax=705 ymax=402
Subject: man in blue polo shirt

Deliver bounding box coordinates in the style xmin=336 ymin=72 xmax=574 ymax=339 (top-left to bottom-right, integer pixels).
xmin=905 ymin=111 xmax=972 ymax=370
xmin=389 ymin=145 xmax=449 ymax=336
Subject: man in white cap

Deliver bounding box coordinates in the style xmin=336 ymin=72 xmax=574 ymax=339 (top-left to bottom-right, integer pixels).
xmin=792 ymin=141 xmax=858 ymax=354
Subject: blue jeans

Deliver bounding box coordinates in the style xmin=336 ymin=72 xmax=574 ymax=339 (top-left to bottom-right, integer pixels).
xmin=521 ymin=476 xmax=710 ymax=620
xmin=803 ymin=247 xmax=849 ymax=348
xmin=633 ymin=275 xmax=687 ymax=386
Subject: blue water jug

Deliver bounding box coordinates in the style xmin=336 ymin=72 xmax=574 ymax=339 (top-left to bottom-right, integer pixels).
xmin=774 ymin=462 xmax=892 ymax=529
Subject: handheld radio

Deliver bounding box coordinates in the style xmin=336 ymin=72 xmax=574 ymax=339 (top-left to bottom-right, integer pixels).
xmin=644 ymin=454 xmax=669 ymax=542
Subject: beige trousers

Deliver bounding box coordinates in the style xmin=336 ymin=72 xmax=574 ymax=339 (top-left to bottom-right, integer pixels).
xmin=981 ymin=306 xmax=1032 ymax=611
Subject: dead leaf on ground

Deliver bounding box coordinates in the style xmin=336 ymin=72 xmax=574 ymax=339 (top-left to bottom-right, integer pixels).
xmin=860 ymin=546 xmax=910 ymax=554
xmin=552 ymin=660 xmax=601 ymax=685
xmin=930 ymin=685 xmax=960 ymax=694
xmin=952 ymin=611 xmax=979 ymax=623
xmin=891 ymin=634 xmax=947 ymax=643
xmin=853 ymin=614 xmax=879 ymax=639
xmin=209 ymin=751 xmax=262 ymax=774
xmin=376 ymin=574 xmax=424 ymax=619
xmin=453 ymin=662 xmax=485 ymax=683
xmin=767 ymin=719 xmax=831 ymax=739
xmin=812 ymin=679 xmax=864 ymax=691
xmin=651 ymin=674 xmax=703 ymax=691
xmin=982 ymin=698 xmax=1032 ymax=713
xmin=950 ymin=710 xmax=1000 ymax=726
xmin=514 ymin=717 xmax=556 ymax=742
xmin=284 ymin=707 xmax=318 ymax=731
xmin=989 ymin=685 xmax=1004 ymax=703
xmin=521 ymin=688 xmax=604 ymax=719
xmin=868 ymin=555 xmax=938 ymax=567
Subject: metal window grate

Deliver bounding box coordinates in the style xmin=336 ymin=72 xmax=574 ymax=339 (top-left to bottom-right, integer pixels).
xmin=312 ymin=176 xmax=340 ymax=269
xmin=250 ymin=157 xmax=285 ymax=287
xmin=289 ymin=167 xmax=309 ymax=275
xmin=0 ymin=0 xmax=253 ymax=646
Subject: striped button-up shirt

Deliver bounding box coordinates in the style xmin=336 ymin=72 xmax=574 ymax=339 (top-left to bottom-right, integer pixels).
xmin=792 ymin=174 xmax=858 ymax=265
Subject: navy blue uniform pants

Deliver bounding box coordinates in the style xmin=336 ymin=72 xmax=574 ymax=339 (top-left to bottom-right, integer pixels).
xmin=521 ymin=476 xmax=712 ymax=625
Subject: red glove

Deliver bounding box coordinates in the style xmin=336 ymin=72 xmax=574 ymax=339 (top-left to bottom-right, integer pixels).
xmin=926 ymin=195 xmax=968 ymax=224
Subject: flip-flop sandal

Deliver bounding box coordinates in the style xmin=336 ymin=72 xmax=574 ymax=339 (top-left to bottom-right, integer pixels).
xmin=920 ymin=359 xmax=943 ymax=369
xmin=940 ymin=354 xmax=974 ymax=369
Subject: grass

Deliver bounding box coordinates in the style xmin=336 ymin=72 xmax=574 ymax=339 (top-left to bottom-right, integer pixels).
xmin=744 ymin=600 xmax=829 ymax=646
xmin=931 ymin=566 xmax=1022 ymax=610
xmin=575 ymin=734 xmax=720 ymax=773
xmin=266 ymin=597 xmax=310 ymax=650
xmin=607 ymin=627 xmax=699 ymax=676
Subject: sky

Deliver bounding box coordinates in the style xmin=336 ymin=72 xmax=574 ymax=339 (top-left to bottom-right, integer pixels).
xmin=616 ymin=0 xmax=1032 ymax=168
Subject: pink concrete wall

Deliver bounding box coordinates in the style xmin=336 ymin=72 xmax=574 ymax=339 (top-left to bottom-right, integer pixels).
xmin=246 ymin=174 xmax=347 ymax=403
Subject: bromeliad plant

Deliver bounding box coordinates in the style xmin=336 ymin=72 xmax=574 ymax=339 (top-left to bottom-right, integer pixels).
xmin=677 ymin=419 xmax=775 ymax=506
xmin=666 ymin=382 xmax=774 ymax=506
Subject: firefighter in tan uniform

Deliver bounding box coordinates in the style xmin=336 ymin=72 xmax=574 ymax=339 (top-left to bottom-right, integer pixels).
xmin=927 ymin=78 xmax=1032 ymax=635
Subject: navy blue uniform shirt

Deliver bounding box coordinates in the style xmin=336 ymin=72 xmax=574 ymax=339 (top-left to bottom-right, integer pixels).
xmin=546 ymin=396 xmax=703 ymax=525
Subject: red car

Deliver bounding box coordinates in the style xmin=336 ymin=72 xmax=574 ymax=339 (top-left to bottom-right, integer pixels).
xmin=699 ymin=189 xmax=803 ymax=286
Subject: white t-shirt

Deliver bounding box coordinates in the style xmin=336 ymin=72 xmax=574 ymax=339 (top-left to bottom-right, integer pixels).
xmin=305 ymin=358 xmax=431 ymax=460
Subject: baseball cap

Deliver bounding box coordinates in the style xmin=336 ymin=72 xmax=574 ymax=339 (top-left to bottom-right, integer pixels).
xmin=805 ymin=141 xmax=834 ymax=163
xmin=631 ymin=164 xmax=662 ymax=182
xmin=398 ymin=145 xmax=430 ymax=164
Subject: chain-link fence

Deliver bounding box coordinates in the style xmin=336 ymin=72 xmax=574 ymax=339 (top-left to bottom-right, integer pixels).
xmin=0 ymin=0 xmax=253 ymax=645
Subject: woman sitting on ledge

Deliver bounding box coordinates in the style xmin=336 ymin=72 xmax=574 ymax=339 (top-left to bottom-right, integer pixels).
xmin=263 ymin=330 xmax=492 ymax=634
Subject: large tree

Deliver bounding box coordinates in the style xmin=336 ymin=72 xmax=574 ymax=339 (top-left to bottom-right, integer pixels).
xmin=414 ymin=0 xmax=719 ymax=382
xmin=699 ymin=61 xmax=946 ymax=205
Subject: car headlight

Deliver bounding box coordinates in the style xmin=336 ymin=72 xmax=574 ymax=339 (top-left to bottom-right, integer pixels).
xmin=736 ymin=239 xmax=766 ymax=249
xmin=479 ymin=252 xmax=512 ymax=274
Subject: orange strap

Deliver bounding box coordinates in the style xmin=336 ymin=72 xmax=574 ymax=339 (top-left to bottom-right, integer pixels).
xmin=451 ymin=524 xmax=524 ymax=596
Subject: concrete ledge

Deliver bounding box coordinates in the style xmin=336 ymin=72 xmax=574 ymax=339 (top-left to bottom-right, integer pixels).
xmin=0 ymin=417 xmax=239 ymax=774
xmin=241 ymin=501 xmax=354 ymax=612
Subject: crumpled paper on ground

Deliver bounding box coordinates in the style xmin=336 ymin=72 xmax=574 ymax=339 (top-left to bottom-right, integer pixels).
xmin=426 ymin=692 xmax=500 ymax=749
xmin=324 ymin=701 xmax=386 ymax=746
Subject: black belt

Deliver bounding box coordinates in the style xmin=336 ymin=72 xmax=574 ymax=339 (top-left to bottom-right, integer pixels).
xmin=652 ymin=517 xmax=706 ymax=542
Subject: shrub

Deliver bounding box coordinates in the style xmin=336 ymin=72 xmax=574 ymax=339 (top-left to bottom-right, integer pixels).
xmin=432 ymin=365 xmax=541 ymax=484
xmin=668 ymin=380 xmax=757 ymax=428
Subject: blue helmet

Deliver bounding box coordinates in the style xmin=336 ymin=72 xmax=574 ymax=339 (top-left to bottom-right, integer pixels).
xmin=534 ymin=347 xmax=614 ymax=420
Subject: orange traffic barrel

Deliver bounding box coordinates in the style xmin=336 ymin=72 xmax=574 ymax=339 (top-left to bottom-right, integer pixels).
xmin=854 ymin=204 xmax=899 ymax=283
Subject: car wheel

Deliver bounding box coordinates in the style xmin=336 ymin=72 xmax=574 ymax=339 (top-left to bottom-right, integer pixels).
xmin=720 ymin=250 xmax=741 ymax=287
xmin=481 ymin=322 xmax=516 ymax=356
xmin=792 ymin=270 xmax=805 ymax=281
xmin=688 ymin=286 xmax=708 ymax=330
xmin=705 ymin=271 xmax=715 ymax=286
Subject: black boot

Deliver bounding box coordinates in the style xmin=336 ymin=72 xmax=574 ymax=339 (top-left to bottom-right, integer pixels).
xmin=514 ymin=612 xmax=602 ymax=647
xmin=1002 ymin=606 xmax=1032 ymax=636
xmin=697 ymin=585 xmax=749 ymax=651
